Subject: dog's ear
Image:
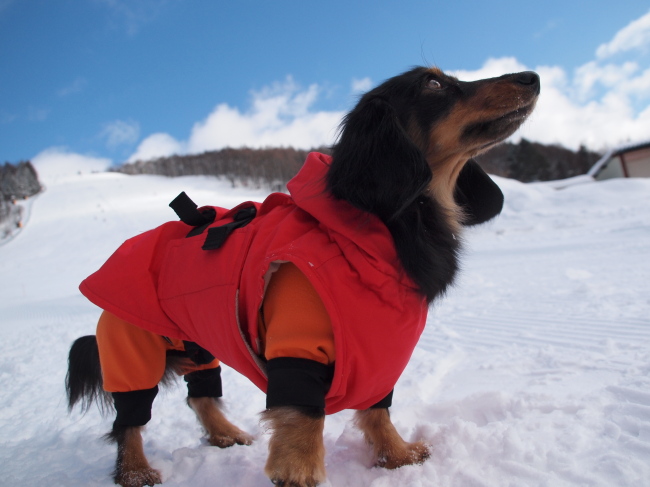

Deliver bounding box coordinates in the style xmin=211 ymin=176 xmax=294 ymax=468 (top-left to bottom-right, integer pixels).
xmin=328 ymin=97 xmax=432 ymax=222
xmin=454 ymin=159 xmax=504 ymax=225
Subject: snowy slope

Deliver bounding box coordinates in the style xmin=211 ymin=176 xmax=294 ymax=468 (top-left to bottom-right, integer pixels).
xmin=0 ymin=169 xmax=649 ymax=486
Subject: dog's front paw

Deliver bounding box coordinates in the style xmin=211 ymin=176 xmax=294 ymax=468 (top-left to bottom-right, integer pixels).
xmin=114 ymin=466 xmax=162 ymax=487
xmin=262 ymin=407 xmax=327 ymax=487
xmin=266 ymin=460 xmax=326 ymax=487
xmin=207 ymin=427 xmax=254 ymax=448
xmin=264 ymin=430 xmax=327 ymax=487
xmin=269 ymin=475 xmax=324 ymax=487
xmin=265 ymin=446 xmax=326 ymax=487
xmin=377 ymin=440 xmax=430 ymax=469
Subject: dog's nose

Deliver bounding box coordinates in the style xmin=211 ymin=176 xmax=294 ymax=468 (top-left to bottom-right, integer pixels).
xmin=515 ymin=71 xmax=540 ymax=91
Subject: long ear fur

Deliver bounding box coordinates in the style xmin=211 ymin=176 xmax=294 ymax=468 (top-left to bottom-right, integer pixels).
xmin=328 ymin=97 xmax=459 ymax=303
xmin=454 ymin=159 xmax=504 ymax=226
xmin=328 ymin=97 xmax=432 ymax=222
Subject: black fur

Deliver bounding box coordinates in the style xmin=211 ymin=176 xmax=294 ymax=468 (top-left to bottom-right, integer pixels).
xmin=454 ymin=160 xmax=505 ymax=226
xmin=328 ymin=66 xmax=538 ymax=303
xmin=65 ymin=335 xmax=112 ymax=414
xmin=329 ymin=68 xmax=460 ymax=303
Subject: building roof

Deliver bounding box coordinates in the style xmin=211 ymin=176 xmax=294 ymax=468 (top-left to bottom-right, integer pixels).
xmin=588 ymin=139 xmax=650 ymax=177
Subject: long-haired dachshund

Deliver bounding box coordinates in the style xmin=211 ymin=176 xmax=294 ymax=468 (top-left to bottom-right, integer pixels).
xmin=67 ymin=66 xmax=539 ymax=487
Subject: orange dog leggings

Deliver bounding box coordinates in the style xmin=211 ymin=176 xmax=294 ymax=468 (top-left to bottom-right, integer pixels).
xmin=96 ymin=262 xmax=334 ymax=393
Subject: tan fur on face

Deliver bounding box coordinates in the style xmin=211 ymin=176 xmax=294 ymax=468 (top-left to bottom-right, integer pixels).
xmin=114 ymin=426 xmax=162 ymax=487
xmin=262 ymin=407 xmax=326 ymax=487
xmin=355 ymin=408 xmax=430 ymax=469
xmin=420 ymin=68 xmax=538 ymax=232
xmin=188 ymin=397 xmax=254 ymax=448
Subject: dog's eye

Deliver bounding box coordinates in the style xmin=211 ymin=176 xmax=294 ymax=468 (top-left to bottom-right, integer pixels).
xmin=426 ymin=79 xmax=442 ymax=90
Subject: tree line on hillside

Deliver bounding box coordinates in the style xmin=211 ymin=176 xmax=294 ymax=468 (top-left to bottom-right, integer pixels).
xmin=0 ymin=161 xmax=42 ymax=237
xmin=0 ymin=141 xmax=603 ymax=235
xmin=474 ymin=140 xmax=601 ymax=182
xmin=113 ymin=140 xmax=602 ymax=187
xmin=113 ymin=147 xmax=321 ymax=192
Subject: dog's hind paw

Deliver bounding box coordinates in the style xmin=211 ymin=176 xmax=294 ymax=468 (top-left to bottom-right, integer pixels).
xmin=188 ymin=397 xmax=254 ymax=448
xmin=114 ymin=466 xmax=162 ymax=487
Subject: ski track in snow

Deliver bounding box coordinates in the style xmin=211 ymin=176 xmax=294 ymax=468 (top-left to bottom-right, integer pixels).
xmin=0 ymin=171 xmax=648 ymax=486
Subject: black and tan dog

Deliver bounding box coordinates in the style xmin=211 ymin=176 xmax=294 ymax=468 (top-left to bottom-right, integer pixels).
xmin=67 ymin=67 xmax=539 ymax=487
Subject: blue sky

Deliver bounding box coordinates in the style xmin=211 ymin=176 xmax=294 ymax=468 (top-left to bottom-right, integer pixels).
xmin=1 ymin=1 xmax=649 ymax=174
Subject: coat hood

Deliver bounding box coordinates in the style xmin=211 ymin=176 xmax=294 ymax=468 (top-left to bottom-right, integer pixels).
xmin=286 ymin=152 xmax=416 ymax=289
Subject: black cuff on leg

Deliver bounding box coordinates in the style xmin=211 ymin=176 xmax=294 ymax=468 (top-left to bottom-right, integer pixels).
xmin=182 ymin=340 xmax=216 ymax=365
xmin=265 ymin=358 xmax=334 ymax=412
xmin=185 ymin=366 xmax=223 ymax=398
xmin=369 ymin=389 xmax=393 ymax=409
xmin=112 ymin=386 xmax=159 ymax=427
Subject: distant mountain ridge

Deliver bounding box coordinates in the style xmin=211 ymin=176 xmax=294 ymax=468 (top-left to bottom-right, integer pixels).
xmin=112 ymin=141 xmax=602 ymax=187
xmin=475 ymin=140 xmax=601 ymax=183
xmin=0 ymin=141 xmax=602 ymax=235
xmin=113 ymin=147 xmax=319 ymax=192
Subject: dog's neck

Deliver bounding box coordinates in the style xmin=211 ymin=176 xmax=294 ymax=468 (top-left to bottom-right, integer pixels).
xmin=426 ymin=154 xmax=468 ymax=235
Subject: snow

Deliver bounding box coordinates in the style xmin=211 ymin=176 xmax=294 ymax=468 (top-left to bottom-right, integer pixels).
xmin=1 ymin=169 xmax=649 ymax=486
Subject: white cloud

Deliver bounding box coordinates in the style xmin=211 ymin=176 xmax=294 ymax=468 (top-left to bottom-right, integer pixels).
xmin=351 ymin=77 xmax=373 ymax=94
xmin=596 ymin=10 xmax=650 ymax=59
xmin=448 ymin=9 xmax=650 ymax=152
xmin=128 ymin=132 xmax=184 ymax=162
xmin=32 ymin=147 xmax=111 ymax=184
xmin=95 ymin=0 xmax=175 ymax=36
xmin=533 ymin=18 xmax=561 ymax=39
xmin=450 ymin=57 xmax=530 ymax=81
xmin=516 ymin=62 xmax=650 ymax=150
xmin=623 ymin=66 xmax=650 ymax=99
xmin=100 ymin=119 xmax=140 ymax=149
xmin=187 ymin=77 xmax=343 ymax=153
xmin=57 ymin=77 xmax=87 ymax=97
xmin=126 ymin=77 xmax=344 ymax=162
xmin=572 ymin=61 xmax=640 ymax=101
xmin=453 ymin=55 xmax=650 ymax=151
xmin=99 ymin=120 xmax=140 ymax=149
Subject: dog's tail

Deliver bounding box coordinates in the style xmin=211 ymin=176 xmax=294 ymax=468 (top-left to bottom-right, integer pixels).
xmin=66 ymin=335 xmax=112 ymax=414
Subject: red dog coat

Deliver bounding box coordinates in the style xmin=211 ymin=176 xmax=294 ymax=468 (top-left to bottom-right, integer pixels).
xmin=80 ymin=153 xmax=428 ymax=414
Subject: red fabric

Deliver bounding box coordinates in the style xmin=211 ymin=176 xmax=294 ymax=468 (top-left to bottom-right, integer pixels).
xmin=80 ymin=152 xmax=428 ymax=414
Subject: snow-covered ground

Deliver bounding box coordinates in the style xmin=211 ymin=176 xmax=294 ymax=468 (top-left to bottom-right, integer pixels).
xmin=1 ymin=167 xmax=649 ymax=486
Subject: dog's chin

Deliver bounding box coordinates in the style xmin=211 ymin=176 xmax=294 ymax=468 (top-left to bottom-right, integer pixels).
xmin=464 ymin=100 xmax=537 ymax=155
